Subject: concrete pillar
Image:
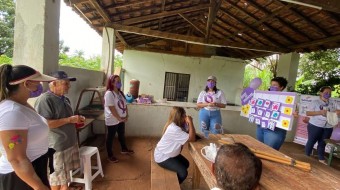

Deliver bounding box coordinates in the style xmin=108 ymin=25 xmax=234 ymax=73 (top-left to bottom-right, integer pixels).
xmin=101 ymin=27 xmax=116 ymax=77
xmin=13 ymin=0 xmax=60 ymax=74
xmin=277 ymin=52 xmax=300 ymax=91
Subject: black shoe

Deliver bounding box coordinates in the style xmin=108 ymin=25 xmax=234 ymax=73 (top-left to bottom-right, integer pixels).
xmin=121 ymin=149 xmax=134 ymax=154
xmin=108 ymin=156 xmax=119 ymax=163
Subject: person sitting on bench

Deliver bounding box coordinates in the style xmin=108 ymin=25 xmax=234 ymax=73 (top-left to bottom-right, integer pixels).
xmin=154 ymin=106 xmax=196 ymax=184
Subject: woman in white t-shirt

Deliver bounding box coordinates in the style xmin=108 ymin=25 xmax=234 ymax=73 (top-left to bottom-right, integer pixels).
xmin=0 ymin=64 xmax=56 ymax=190
xmin=197 ymin=76 xmax=227 ymax=135
xmin=105 ymin=75 xmax=134 ymax=163
xmin=305 ymin=86 xmax=340 ymax=164
xmin=154 ymin=107 xmax=196 ymax=184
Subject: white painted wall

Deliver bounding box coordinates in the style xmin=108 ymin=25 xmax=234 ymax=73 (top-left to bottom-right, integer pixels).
xmin=123 ymin=50 xmax=246 ymax=105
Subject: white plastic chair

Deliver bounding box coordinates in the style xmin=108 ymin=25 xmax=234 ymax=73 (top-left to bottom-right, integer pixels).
xmin=70 ymin=146 xmax=104 ymax=190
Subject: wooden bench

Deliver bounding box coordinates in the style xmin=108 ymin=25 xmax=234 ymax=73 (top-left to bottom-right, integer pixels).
xmin=150 ymin=150 xmax=180 ymax=190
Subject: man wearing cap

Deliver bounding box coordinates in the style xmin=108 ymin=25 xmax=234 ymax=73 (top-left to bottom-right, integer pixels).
xmin=34 ymin=71 xmax=85 ymax=190
xmin=197 ymin=76 xmax=227 ymax=136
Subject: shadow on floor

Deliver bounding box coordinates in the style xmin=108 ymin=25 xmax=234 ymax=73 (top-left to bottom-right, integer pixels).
xmin=81 ymin=136 xmax=339 ymax=190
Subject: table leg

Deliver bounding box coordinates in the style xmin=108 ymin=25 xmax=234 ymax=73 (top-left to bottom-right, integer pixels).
xmin=192 ymin=162 xmax=200 ymax=189
xmin=327 ymin=146 xmax=335 ymax=166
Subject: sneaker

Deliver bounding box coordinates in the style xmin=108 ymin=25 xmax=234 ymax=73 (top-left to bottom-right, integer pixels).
xmin=121 ymin=149 xmax=134 ymax=154
xmin=108 ymin=156 xmax=119 ymax=163
xmin=319 ymin=160 xmax=328 ymax=165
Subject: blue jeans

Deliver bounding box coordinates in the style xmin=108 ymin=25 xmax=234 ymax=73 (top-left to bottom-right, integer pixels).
xmin=157 ymin=154 xmax=189 ymax=184
xmin=305 ymin=123 xmax=333 ymax=160
xmin=256 ymin=125 xmax=287 ymax=150
xmin=199 ymin=108 xmax=223 ymax=134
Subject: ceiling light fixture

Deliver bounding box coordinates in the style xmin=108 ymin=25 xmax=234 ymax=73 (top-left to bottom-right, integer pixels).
xmin=279 ymin=0 xmax=322 ymax=10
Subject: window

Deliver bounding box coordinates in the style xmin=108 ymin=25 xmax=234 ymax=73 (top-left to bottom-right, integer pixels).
xmin=163 ymin=72 xmax=190 ymax=102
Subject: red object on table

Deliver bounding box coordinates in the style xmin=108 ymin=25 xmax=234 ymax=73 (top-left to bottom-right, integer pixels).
xmin=75 ymin=123 xmax=85 ymax=128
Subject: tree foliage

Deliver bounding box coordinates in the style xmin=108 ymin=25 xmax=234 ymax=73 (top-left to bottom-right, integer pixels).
xmin=296 ymin=49 xmax=340 ymax=97
xmin=0 ymin=0 xmax=15 ymax=57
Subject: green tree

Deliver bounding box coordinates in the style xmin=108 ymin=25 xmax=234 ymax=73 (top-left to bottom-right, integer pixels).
xmin=296 ymin=49 xmax=340 ymax=97
xmin=0 ymin=54 xmax=12 ymax=65
xmin=0 ymin=0 xmax=15 ymax=57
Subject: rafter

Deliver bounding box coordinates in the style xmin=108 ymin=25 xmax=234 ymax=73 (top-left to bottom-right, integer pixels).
xmin=107 ymin=23 xmax=287 ymax=52
xmin=285 ymin=0 xmax=340 ymax=13
xmin=225 ymin=0 xmax=296 ymax=44
xmin=116 ymin=31 xmax=130 ymax=47
xmin=220 ymin=7 xmax=285 ymax=48
xmin=179 ymin=13 xmax=206 ymax=36
xmin=246 ymin=0 xmax=312 ymax=41
xmin=105 ymin=0 xmax=153 ymax=9
xmin=158 ymin=0 xmax=166 ymax=30
xmin=215 ymin=17 xmax=266 ymax=46
xmin=289 ymin=34 xmax=340 ymax=49
xmin=67 ymin=0 xmax=88 ymax=4
xmin=275 ymin=1 xmax=330 ymax=37
xmin=225 ymin=3 xmax=294 ymax=41
xmin=88 ymin=0 xmax=111 ymax=23
xmin=206 ymin=0 xmax=222 ymax=39
xmin=113 ymin=3 xmax=212 ymax=25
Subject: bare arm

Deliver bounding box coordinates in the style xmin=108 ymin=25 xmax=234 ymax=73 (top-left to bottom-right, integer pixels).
xmin=47 ymin=115 xmax=85 ymax=128
xmin=197 ymin=102 xmax=216 ymax=108
xmin=306 ymin=110 xmax=327 ymax=117
xmin=0 ymin=130 xmax=49 ymax=190
xmin=215 ymin=102 xmax=226 ymax=108
xmin=185 ymin=116 xmax=196 ymax=142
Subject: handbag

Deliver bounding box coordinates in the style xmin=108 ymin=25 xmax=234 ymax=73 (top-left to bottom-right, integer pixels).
xmin=327 ymin=111 xmax=338 ymax=126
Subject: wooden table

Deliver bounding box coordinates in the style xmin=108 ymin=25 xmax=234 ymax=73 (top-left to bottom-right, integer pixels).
xmin=189 ymin=134 xmax=340 ymax=190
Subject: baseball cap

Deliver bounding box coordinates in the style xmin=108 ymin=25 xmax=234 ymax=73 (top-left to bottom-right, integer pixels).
xmin=50 ymin=71 xmax=76 ymax=81
xmin=207 ymin=76 xmax=217 ymax=81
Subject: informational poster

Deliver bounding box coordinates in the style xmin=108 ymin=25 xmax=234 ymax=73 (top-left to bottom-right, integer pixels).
xmin=241 ymin=90 xmax=297 ymax=131
xmin=294 ymin=95 xmax=340 ymax=148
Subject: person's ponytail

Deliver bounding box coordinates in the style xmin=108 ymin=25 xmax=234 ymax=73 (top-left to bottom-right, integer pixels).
xmin=0 ymin=64 xmax=19 ymax=101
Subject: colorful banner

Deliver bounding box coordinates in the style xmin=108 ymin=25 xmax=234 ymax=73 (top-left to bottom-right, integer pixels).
xmin=241 ymin=90 xmax=297 ymax=131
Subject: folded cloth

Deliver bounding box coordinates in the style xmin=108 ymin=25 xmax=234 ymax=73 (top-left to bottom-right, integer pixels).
xmin=327 ymin=111 xmax=338 ymax=126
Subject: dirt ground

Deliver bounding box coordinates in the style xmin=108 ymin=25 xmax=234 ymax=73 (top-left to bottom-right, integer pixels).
xmin=77 ymin=136 xmax=339 ymax=190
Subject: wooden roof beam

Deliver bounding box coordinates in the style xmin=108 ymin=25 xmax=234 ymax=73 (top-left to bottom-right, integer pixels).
xmin=67 ymin=0 xmax=88 ymax=4
xmin=105 ymin=0 xmax=153 ymax=10
xmin=113 ymin=3 xmax=212 ymax=25
xmin=214 ymin=18 xmax=265 ymax=45
xmin=281 ymin=0 xmax=340 ymax=13
xmin=107 ymin=23 xmax=288 ymax=52
xmin=223 ymin=2 xmax=294 ymax=42
xmin=246 ymin=0 xmax=312 ymax=41
xmin=179 ymin=13 xmax=206 ymax=36
xmin=88 ymin=0 xmax=111 ymax=23
xmin=158 ymin=0 xmax=166 ymax=30
xmin=206 ymin=0 xmax=222 ymax=39
xmin=220 ymin=7 xmax=285 ymax=48
xmin=275 ymin=1 xmax=331 ymax=37
xmin=225 ymin=1 xmax=296 ymax=44
xmin=289 ymin=34 xmax=340 ymax=49
xmin=115 ymin=31 xmax=130 ymax=48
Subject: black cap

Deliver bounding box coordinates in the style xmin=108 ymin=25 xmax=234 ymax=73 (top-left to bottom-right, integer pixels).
xmin=49 ymin=71 xmax=76 ymax=81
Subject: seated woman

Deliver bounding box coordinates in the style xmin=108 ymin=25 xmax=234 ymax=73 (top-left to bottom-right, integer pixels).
xmin=154 ymin=107 xmax=196 ymax=184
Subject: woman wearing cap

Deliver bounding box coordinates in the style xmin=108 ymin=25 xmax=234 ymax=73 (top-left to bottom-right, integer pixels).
xmin=305 ymin=86 xmax=340 ymax=164
xmin=0 ymin=64 xmax=55 ymax=190
xmin=105 ymin=75 xmax=134 ymax=163
xmin=197 ymin=76 xmax=227 ymax=135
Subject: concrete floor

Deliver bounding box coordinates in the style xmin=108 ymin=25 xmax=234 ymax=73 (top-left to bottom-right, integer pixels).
xmin=78 ymin=136 xmax=340 ymax=190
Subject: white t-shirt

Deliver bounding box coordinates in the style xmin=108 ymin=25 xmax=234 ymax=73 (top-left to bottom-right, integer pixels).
xmin=104 ymin=90 xmax=127 ymax=126
xmin=197 ymin=90 xmax=227 ymax=111
xmin=154 ymin=123 xmax=189 ymax=163
xmin=307 ymin=98 xmax=339 ymax=128
xmin=0 ymin=100 xmax=49 ymax=174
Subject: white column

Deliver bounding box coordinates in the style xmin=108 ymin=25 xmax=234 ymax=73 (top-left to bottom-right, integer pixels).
xmin=13 ymin=0 xmax=60 ymax=74
xmin=277 ymin=52 xmax=300 ymax=91
xmin=101 ymin=27 xmax=116 ymax=76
